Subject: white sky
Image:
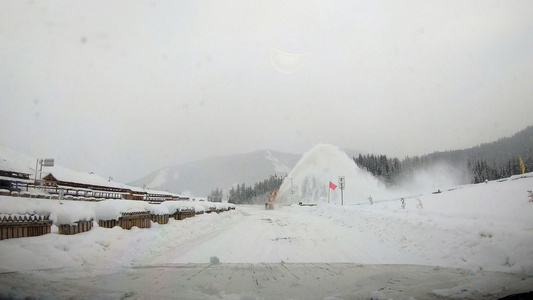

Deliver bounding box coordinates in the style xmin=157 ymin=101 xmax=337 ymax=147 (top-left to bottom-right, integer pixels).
xmin=1 ymin=1 xmax=533 ymax=183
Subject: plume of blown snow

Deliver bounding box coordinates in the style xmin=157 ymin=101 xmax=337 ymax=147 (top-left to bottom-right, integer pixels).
xmin=276 ymin=144 xmax=386 ymax=205
xmin=394 ymin=161 xmax=471 ymax=195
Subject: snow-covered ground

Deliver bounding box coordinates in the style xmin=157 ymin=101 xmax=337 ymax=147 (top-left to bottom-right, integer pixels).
xmin=1 ymin=173 xmax=533 ymax=299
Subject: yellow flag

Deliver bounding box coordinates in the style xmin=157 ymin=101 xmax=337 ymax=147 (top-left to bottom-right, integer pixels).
xmin=519 ymin=156 xmax=525 ymax=174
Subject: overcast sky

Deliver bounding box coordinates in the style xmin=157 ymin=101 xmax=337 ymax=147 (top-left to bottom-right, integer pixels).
xmin=2 ymin=1 xmax=533 ymax=183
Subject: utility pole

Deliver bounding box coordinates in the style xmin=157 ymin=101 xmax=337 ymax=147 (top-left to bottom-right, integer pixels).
xmin=339 ymin=176 xmax=345 ymax=206
xmin=36 ymin=158 xmax=54 ymax=186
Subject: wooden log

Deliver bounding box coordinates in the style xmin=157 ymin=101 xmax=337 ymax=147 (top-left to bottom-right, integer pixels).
xmin=118 ymin=211 xmax=151 ymax=230
xmin=98 ymin=219 xmax=118 ymax=229
xmin=58 ymin=220 xmax=93 ymax=235
xmin=171 ymin=212 xmax=179 ymax=220
xmin=0 ymin=219 xmax=52 ymax=240
xmin=150 ymin=214 xmax=169 ymax=224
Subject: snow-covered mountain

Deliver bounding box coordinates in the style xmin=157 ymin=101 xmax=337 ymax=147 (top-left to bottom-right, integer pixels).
xmin=128 ymin=150 xmax=302 ymax=196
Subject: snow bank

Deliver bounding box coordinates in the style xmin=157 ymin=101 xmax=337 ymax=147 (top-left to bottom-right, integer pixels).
xmin=0 ymin=196 xmax=204 ymax=224
xmin=196 ymin=201 xmax=215 ymax=212
xmin=159 ymin=200 xmax=196 ymax=213
xmin=314 ymin=173 xmax=533 ymax=274
xmin=94 ymin=200 xmax=151 ymax=220
xmin=0 ymin=196 xmax=95 ymax=224
xmin=193 ymin=203 xmax=206 ymax=213
xmin=0 ymin=204 xmax=237 ymax=273
xmin=187 ymin=201 xmax=235 ymax=213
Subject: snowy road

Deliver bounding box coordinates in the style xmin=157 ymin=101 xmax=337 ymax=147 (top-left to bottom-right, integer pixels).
xmin=150 ymin=205 xmax=404 ymax=265
xmin=2 ymin=262 xmax=531 ymax=299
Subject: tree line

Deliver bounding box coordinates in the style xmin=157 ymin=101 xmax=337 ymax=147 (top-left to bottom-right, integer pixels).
xmin=209 ymin=175 xmax=285 ymax=204
xmin=469 ymin=157 xmax=531 ymax=183
xmin=355 ymin=126 xmax=533 ymax=185
xmin=354 ymin=152 xmax=531 ymax=185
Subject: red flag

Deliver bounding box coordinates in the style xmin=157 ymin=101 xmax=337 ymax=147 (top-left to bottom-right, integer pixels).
xmin=329 ymin=181 xmax=337 ymax=190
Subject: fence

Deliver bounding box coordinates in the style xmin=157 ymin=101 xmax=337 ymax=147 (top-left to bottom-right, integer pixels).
xmin=151 ymin=214 xmax=169 ymax=225
xmin=99 ymin=211 xmax=151 ymax=230
xmin=1 ymin=205 xmax=234 ymax=238
xmin=58 ymin=220 xmax=93 ymax=235
xmin=216 ymin=207 xmax=229 ymax=213
xmin=173 ymin=210 xmax=195 ymax=220
xmin=98 ymin=219 xmax=119 ymax=229
xmin=0 ymin=215 xmax=52 ymax=240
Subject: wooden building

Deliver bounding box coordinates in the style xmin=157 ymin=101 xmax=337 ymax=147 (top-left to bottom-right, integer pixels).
xmin=0 ymin=164 xmax=33 ymax=192
xmin=1 ymin=156 xmax=184 ymax=203
xmin=41 ymin=171 xmax=182 ymax=202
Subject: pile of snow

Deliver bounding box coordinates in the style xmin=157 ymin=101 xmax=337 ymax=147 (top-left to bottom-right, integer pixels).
xmin=277 ymin=144 xmax=387 ymax=205
xmin=94 ymin=200 xmax=153 ymax=220
xmin=159 ymin=200 xmax=195 ymax=213
xmin=197 ymin=201 xmax=215 ymax=212
xmin=0 ymin=196 xmax=94 ymax=224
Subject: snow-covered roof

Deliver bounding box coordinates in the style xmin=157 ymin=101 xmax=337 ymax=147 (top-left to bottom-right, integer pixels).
xmin=0 ymin=175 xmax=33 ymax=184
xmin=145 ymin=188 xmax=180 ymax=197
xmin=0 ymin=148 xmax=34 ymax=176
xmin=44 ymin=165 xmax=134 ymax=191
xmin=44 ymin=167 xmax=188 ymax=198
